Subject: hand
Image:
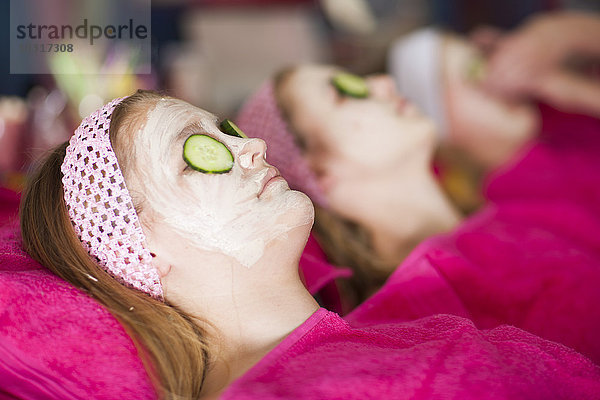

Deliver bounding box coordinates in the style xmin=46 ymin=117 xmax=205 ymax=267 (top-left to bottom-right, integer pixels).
xmin=482 ymin=13 xmax=569 ymax=100
xmin=534 ymin=68 xmax=600 ymax=118
xmin=469 ymin=25 xmax=504 ymax=56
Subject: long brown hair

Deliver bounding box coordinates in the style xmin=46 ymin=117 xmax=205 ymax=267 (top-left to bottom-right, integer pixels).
xmin=20 ymin=90 xmax=209 ymax=399
xmin=274 ymin=70 xmax=390 ymax=308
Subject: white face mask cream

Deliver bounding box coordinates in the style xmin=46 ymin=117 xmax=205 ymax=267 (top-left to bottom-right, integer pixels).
xmin=126 ymin=99 xmax=313 ymax=267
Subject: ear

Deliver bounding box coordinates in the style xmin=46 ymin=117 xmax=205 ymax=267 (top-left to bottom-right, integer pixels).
xmin=315 ymin=172 xmax=336 ymax=195
xmin=149 ymin=251 xmax=172 ymax=279
xmin=304 ymin=154 xmax=336 ymax=196
xmin=141 ymin=223 xmax=173 ymax=279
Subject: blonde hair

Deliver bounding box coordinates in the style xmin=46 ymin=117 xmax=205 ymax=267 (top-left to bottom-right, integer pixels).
xmin=20 ymin=90 xmax=209 ymax=399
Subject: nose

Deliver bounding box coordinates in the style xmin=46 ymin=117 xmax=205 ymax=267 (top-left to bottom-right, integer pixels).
xmin=238 ymin=138 xmax=267 ymax=170
xmin=368 ymin=75 xmax=397 ymax=100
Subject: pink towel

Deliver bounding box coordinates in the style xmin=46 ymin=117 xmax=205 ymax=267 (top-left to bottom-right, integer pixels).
xmin=0 ymin=187 xmax=20 ymax=227
xmin=0 ymin=216 xmax=156 ymax=399
xmin=223 ymin=308 xmax=600 ymax=399
xmin=347 ymin=104 xmax=600 ymax=365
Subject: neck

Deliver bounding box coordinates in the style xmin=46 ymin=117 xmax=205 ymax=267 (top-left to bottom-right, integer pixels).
xmin=172 ymin=237 xmax=319 ymax=397
xmin=359 ymin=163 xmax=461 ymax=269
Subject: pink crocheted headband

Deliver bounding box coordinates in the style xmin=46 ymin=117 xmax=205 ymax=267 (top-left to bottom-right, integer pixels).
xmin=235 ymin=81 xmax=328 ymax=207
xmin=61 ymin=97 xmax=163 ymax=300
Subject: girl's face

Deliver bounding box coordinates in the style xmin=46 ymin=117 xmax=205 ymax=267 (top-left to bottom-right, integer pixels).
xmin=442 ymin=35 xmax=538 ymax=165
xmin=124 ymin=99 xmax=313 ymax=267
xmin=279 ymin=65 xmax=437 ymax=187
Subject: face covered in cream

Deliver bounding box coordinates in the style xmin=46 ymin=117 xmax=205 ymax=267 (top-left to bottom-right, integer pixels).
xmin=124 ymin=98 xmax=314 ymax=267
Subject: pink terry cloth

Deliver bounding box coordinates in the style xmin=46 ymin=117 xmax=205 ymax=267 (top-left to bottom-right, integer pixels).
xmin=0 ymin=187 xmax=20 ymax=227
xmin=222 ymin=308 xmax=600 ymax=399
xmin=346 ymin=104 xmax=600 ymax=365
xmin=0 ymin=219 xmax=157 ymax=399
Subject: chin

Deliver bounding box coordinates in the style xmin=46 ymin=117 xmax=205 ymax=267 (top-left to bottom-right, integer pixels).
xmin=509 ymin=105 xmax=540 ymax=141
xmin=414 ymin=121 xmax=438 ymax=162
xmin=289 ymin=190 xmax=315 ymax=227
xmin=269 ymin=188 xmax=315 ymax=230
xmin=424 ymin=120 xmax=439 ymax=149
xmin=269 ymin=192 xmax=314 ymax=250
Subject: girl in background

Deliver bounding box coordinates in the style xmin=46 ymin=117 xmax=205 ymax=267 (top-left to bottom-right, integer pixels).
xmin=235 ymin=56 xmax=600 ymax=365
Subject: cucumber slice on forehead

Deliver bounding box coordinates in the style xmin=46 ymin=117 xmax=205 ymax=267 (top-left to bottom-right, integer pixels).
xmin=331 ymin=72 xmax=369 ymax=98
xmin=220 ymin=119 xmax=247 ymax=138
xmin=183 ymin=134 xmax=234 ymax=174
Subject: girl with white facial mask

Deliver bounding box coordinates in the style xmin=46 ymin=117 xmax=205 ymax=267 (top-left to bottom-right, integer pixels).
xmin=18 ymin=90 xmax=600 ymax=399
xmin=235 ymin=63 xmax=600 ymax=366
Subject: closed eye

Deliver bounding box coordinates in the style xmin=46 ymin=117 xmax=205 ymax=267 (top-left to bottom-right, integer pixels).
xmin=329 ymin=86 xmax=346 ymax=105
xmin=182 ymin=134 xmax=234 ymax=174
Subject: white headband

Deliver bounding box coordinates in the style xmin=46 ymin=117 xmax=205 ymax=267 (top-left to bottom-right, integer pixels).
xmin=388 ymin=27 xmax=447 ymax=137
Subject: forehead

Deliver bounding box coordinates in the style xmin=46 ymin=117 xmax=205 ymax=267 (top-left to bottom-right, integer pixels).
xmin=136 ymin=98 xmax=217 ymax=140
xmin=125 ymin=98 xmax=219 ymax=158
xmin=289 ymin=65 xmax=339 ymax=90
xmin=283 ymin=65 xmax=342 ymax=115
xmin=443 ymin=35 xmax=479 ymax=73
xmin=283 ymin=66 xmax=358 ymax=137
xmin=146 ymin=98 xmax=216 ymax=125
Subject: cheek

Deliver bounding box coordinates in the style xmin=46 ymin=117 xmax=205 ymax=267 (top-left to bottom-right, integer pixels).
xmin=333 ymin=119 xmax=431 ymax=170
xmin=144 ymin=168 xmax=244 ymax=226
xmin=321 ymin=112 xmax=388 ymax=167
xmin=451 ymin=77 xmax=526 ymax=124
xmin=401 ymin=119 xmax=437 ymax=153
xmin=177 ymin=172 xmax=257 ymax=213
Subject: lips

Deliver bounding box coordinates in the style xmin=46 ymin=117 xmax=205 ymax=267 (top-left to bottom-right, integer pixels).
xmin=258 ymin=167 xmax=281 ymax=198
xmin=395 ymin=97 xmax=421 ymax=117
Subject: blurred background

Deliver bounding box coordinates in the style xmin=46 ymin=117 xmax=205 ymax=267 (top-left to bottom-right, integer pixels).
xmin=1 ymin=0 xmax=599 ymax=190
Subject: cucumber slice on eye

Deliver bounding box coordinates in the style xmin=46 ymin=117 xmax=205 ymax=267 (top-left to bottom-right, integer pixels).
xmin=331 ymin=72 xmax=370 ymax=98
xmin=220 ymin=119 xmax=247 ymax=138
xmin=183 ymin=134 xmax=234 ymax=174
xmin=466 ymin=55 xmax=487 ymax=82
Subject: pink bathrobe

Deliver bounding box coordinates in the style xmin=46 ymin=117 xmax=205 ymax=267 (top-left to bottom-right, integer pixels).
xmin=344 ymin=104 xmax=600 ymax=366
xmin=221 ymin=308 xmax=600 ymax=399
